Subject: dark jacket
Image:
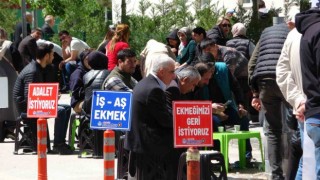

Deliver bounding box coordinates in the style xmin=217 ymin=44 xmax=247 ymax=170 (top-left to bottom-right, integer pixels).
xmin=13 ymin=61 xmax=45 ymax=114
xmin=206 ymin=25 xmax=229 ymax=46
xmin=176 ymin=40 xmax=196 ymax=65
xmin=250 ymin=23 xmax=289 ymax=91
xmin=226 ymin=36 xmax=252 ymax=60
xmin=13 ymin=22 xmax=31 ymax=49
xmin=124 ymin=75 xmax=173 ymax=156
xmin=69 ymin=64 xmax=89 ymax=108
xmin=82 ymin=51 xmax=109 ymax=114
xmin=209 ymin=62 xmax=244 ymax=109
xmin=82 ymin=69 xmax=110 ymax=114
xmin=18 ymin=35 xmax=37 ymax=66
xmin=41 ymin=23 xmax=55 ymax=41
xmin=296 ymin=9 xmax=320 ymax=118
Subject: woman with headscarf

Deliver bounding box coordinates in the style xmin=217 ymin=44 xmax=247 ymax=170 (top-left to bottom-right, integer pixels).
xmin=226 ymin=22 xmax=255 ymax=60
xmin=166 ymin=28 xmax=180 ymax=57
xmin=176 ymin=27 xmax=196 ymax=68
xmin=106 ymin=24 xmax=130 ymax=71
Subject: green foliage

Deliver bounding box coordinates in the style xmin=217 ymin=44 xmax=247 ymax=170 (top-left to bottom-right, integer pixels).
xmin=42 ymin=0 xmax=106 ymax=48
xmin=195 ymin=2 xmax=224 ymax=30
xmin=0 ymin=1 xmax=19 ymax=37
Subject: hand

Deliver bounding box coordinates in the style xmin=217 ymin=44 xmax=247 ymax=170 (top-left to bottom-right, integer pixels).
xmin=212 ymin=103 xmax=226 ymax=114
xmin=295 ymin=101 xmax=305 ymax=122
xmin=238 ymin=104 xmax=247 ymax=118
xmin=59 ymin=61 xmax=66 ymax=70
xmin=61 ymin=40 xmax=69 ymax=49
xmin=171 ymin=48 xmax=177 ymax=53
xmin=217 ymin=112 xmax=228 ymax=121
xmin=251 ymin=98 xmax=261 ymax=111
xmin=174 ymin=62 xmax=181 ymax=69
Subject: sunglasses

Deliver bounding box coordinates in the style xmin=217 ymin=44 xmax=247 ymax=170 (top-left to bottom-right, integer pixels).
xmin=222 ymin=24 xmax=231 ymax=28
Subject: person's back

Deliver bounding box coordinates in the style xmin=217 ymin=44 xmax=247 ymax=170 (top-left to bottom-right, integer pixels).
xmin=81 ymin=51 xmax=109 ymax=114
xmin=18 ymin=28 xmax=42 ymax=66
xmin=13 ymin=12 xmax=32 ymax=49
xmin=251 ymin=23 xmax=289 ymax=84
xmin=83 ymin=69 xmax=109 ymax=114
xmin=249 ymin=22 xmax=290 ymax=180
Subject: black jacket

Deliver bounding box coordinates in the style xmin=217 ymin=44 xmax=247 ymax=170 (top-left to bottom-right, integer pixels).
xmin=13 ymin=22 xmax=31 ymax=49
xmin=13 ymin=61 xmax=46 ymax=114
xmin=41 ymin=23 xmax=55 ymax=40
xmin=69 ymin=64 xmax=88 ymax=108
xmin=206 ymin=25 xmax=229 ymax=46
xmin=296 ymin=9 xmax=320 ymax=118
xmin=124 ymin=75 xmax=173 ymax=156
xmin=82 ymin=69 xmax=110 ymax=114
xmin=18 ymin=35 xmax=37 ymax=66
xmin=250 ymin=23 xmax=289 ymax=90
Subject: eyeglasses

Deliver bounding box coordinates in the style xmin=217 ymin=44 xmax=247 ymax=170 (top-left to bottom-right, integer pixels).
xmin=221 ymin=24 xmax=231 ymax=28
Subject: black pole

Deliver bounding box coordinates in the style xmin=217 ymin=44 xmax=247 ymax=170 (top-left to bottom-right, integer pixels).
xmin=21 ymin=0 xmax=27 ymax=38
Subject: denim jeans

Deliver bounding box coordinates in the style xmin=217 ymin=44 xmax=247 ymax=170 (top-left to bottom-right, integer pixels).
xmin=294 ymin=121 xmax=304 ymax=180
xmin=53 ymin=104 xmax=71 ymax=145
xmin=258 ymin=79 xmax=287 ymax=179
xmin=306 ymin=116 xmax=320 ymax=179
xmin=62 ymin=62 xmax=77 ymax=88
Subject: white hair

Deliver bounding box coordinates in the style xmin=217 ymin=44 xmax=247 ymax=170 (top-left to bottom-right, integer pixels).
xmin=151 ymin=54 xmax=175 ymax=74
xmin=231 ymin=23 xmax=246 ymax=37
xmin=176 ymin=67 xmax=201 ymax=82
xmin=44 ymin=15 xmax=54 ymax=23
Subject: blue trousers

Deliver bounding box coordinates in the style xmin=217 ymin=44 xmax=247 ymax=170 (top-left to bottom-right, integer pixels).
xmin=53 ymin=104 xmax=71 ymax=145
xmin=306 ymin=115 xmax=320 ymax=179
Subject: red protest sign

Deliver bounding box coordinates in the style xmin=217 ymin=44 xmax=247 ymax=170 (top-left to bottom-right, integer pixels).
xmin=173 ymin=101 xmax=213 ymax=148
xmin=27 ymin=83 xmax=59 ymax=118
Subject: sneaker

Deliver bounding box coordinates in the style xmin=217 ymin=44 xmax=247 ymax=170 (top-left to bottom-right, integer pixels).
xmin=5 ymin=132 xmax=16 ymax=140
xmin=53 ymin=143 xmax=74 ymax=155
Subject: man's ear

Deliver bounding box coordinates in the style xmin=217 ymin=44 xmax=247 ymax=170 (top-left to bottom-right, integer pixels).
xmin=181 ymin=77 xmax=189 ymax=84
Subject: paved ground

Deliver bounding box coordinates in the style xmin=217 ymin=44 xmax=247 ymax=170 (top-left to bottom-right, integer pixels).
xmin=0 ymin=94 xmax=269 ymax=179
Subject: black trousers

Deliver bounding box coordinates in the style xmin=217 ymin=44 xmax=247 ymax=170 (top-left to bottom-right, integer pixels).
xmin=128 ymin=149 xmax=183 ymax=180
xmin=258 ymin=79 xmax=287 ymax=179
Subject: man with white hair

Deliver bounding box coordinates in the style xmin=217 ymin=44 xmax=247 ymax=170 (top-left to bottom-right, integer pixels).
xmin=41 ymin=15 xmax=55 ymax=40
xmin=276 ymin=9 xmax=310 ymax=180
xmin=226 ymin=22 xmax=255 ymax=60
xmin=125 ymin=54 xmax=176 ymax=180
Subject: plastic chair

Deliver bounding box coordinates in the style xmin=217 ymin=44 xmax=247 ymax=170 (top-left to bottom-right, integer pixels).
xmin=177 ymin=150 xmax=228 ymax=180
xmin=68 ymin=113 xmax=81 ymax=150
xmin=14 ymin=113 xmax=51 ymax=154
xmin=213 ymin=131 xmax=264 ymax=172
xmin=117 ymin=135 xmax=129 ymax=179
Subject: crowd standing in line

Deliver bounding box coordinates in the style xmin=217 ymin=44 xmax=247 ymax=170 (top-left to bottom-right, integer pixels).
xmin=1 ymin=3 xmax=320 ymax=179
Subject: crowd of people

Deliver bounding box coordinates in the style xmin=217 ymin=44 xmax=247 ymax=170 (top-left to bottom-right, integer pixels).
xmin=1 ymin=1 xmax=320 ymax=179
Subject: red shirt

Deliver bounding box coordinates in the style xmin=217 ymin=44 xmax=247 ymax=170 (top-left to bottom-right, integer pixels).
xmin=106 ymin=41 xmax=129 ymax=70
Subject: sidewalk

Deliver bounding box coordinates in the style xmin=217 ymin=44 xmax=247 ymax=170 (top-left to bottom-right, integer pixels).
xmin=0 ymin=94 xmax=268 ymax=179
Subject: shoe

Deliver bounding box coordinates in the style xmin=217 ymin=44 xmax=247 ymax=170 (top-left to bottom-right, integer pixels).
xmin=5 ymin=132 xmax=16 ymax=140
xmin=59 ymin=86 xmax=70 ymax=94
xmin=53 ymin=143 xmax=74 ymax=155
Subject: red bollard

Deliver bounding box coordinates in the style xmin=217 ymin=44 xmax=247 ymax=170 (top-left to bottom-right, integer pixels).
xmin=187 ymin=147 xmax=200 ymax=180
xmin=103 ymin=130 xmax=115 ymax=180
xmin=37 ymin=118 xmax=47 ymax=180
